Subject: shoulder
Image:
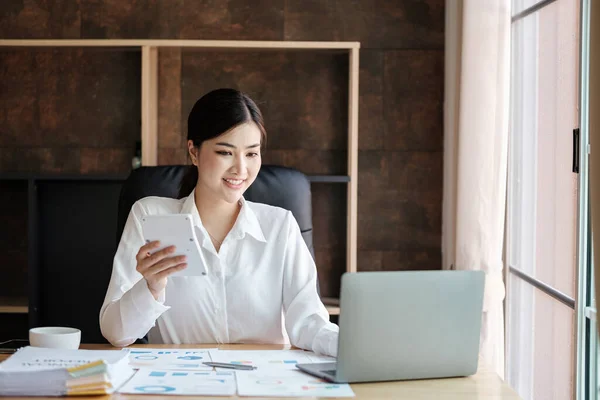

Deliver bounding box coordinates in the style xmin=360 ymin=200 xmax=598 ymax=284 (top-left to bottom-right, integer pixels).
xmin=245 ymin=200 xmax=290 ymax=218
xmin=244 ymin=200 xmax=293 ymax=229
xmin=130 ymin=196 xmax=185 ymax=217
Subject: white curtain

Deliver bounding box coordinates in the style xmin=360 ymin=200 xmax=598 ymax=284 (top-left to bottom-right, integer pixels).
xmin=443 ymin=0 xmax=511 ymax=379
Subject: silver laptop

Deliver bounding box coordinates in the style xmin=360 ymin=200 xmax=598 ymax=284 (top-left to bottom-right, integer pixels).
xmin=296 ymin=270 xmax=485 ymax=383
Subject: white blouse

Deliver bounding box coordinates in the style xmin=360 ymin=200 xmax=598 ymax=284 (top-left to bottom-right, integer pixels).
xmin=99 ymin=190 xmax=339 ymax=357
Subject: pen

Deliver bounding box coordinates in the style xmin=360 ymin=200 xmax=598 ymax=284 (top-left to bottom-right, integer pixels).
xmin=202 ymin=362 xmax=257 ymax=370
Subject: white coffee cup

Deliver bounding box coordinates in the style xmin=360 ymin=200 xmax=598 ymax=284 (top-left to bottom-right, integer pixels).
xmin=29 ymin=327 xmax=81 ymax=349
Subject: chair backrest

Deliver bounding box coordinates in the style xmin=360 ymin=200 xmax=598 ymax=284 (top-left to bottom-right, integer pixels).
xmin=115 ymin=165 xmax=316 ymax=344
xmin=32 ymin=177 xmax=125 ymax=343
xmin=117 ymin=165 xmax=315 ymax=258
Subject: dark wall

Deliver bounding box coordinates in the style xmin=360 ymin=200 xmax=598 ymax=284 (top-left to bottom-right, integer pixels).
xmin=0 ymin=0 xmax=444 ymax=299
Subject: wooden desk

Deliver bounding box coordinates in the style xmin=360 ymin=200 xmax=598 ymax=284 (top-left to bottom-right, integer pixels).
xmin=0 ymin=344 xmax=521 ymax=399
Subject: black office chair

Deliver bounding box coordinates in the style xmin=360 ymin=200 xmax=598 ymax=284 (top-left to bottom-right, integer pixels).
xmin=115 ymin=165 xmax=318 ymax=344
xmin=116 ymin=165 xmax=315 ymax=258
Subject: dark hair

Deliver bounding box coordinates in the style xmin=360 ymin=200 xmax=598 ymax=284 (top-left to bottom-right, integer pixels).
xmin=178 ymin=88 xmax=267 ymax=198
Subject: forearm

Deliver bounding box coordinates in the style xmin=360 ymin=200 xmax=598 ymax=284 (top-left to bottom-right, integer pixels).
xmin=285 ymin=293 xmax=339 ymax=357
xmin=282 ymin=211 xmax=339 ymax=357
xmin=288 ymin=313 xmax=339 ymax=357
xmin=100 ymin=279 xmax=169 ymax=346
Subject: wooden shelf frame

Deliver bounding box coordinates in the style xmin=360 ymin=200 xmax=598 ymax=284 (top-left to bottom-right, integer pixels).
xmin=0 ymin=39 xmax=360 ymax=50
xmin=0 ymin=297 xmax=28 ymax=314
xmin=322 ymin=297 xmax=340 ymax=316
xmin=307 ymin=175 xmax=351 ymax=183
xmin=0 ymin=38 xmax=360 ymax=284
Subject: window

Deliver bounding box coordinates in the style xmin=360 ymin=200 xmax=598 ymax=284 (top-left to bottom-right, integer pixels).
xmin=506 ymin=0 xmax=588 ymax=399
xmin=574 ymin=3 xmax=595 ymax=399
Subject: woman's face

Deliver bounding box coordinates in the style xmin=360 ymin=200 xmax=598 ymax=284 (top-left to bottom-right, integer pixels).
xmin=189 ymin=122 xmax=262 ymax=205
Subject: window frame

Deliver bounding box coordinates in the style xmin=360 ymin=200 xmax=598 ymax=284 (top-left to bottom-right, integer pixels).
xmin=505 ymin=0 xmax=592 ymax=399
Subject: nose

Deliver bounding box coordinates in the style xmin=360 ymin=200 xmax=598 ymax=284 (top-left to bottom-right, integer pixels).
xmin=231 ymin=153 xmax=246 ymax=174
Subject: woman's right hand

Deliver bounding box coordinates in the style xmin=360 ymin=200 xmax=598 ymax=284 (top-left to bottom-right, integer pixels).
xmin=136 ymin=241 xmax=187 ymax=300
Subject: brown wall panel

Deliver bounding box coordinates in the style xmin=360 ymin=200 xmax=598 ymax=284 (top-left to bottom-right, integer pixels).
xmin=315 ymin=250 xmax=346 ymax=299
xmin=157 ymin=148 xmax=188 ymax=166
xmin=80 ymin=0 xmax=284 ymax=40
xmin=284 ymin=0 xmax=445 ymax=49
xmin=158 ymin=48 xmax=182 ymax=150
xmin=0 ymin=148 xmax=81 ymax=174
xmin=381 ymin=249 xmax=441 ymax=271
xmin=353 ymin=248 xmax=441 ymax=272
xmin=0 ymin=0 xmax=81 ymax=39
xmin=358 ymin=50 xmax=384 ymax=150
xmin=0 ymin=48 xmax=140 ymax=173
xmin=261 ymin=150 xmax=347 ymax=176
xmin=0 ymin=0 xmax=445 ymax=301
xmin=383 ymin=50 xmax=444 ymax=151
xmin=357 ymin=251 xmax=383 ymax=272
xmin=80 ymin=148 xmax=132 ymax=174
xmin=0 ymin=50 xmax=39 ymax=147
xmin=312 ymin=184 xmax=346 ymax=249
xmin=358 ymin=151 xmax=442 ymax=262
xmin=180 ymin=51 xmax=348 ymax=152
xmin=312 ymin=184 xmax=346 ymax=298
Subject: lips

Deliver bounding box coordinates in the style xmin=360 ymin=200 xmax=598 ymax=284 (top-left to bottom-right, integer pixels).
xmin=223 ymin=178 xmax=245 ymax=188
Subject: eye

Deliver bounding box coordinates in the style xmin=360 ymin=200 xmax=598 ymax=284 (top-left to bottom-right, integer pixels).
xmin=216 ymin=151 xmax=232 ymax=156
xmin=247 ymin=152 xmax=260 ymax=158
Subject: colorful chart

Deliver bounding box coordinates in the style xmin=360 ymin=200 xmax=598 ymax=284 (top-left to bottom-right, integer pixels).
xmin=120 ymin=350 xmax=353 ymax=397
xmin=256 ymin=379 xmax=284 ymax=385
xmin=127 ymin=348 xmax=214 ymax=371
xmin=134 ymin=355 xmax=158 ymax=360
xmin=268 ymin=360 xmax=298 ymax=364
xmin=302 ymin=385 xmax=342 ymax=391
xmin=236 ymin=370 xmax=355 ymax=397
xmin=119 ymin=369 xmax=236 ymax=396
xmin=133 ymin=385 xmax=176 ymax=393
xmin=176 ymin=355 xmax=203 ymax=360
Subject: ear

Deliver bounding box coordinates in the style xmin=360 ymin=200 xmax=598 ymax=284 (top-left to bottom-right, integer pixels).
xmin=187 ymin=140 xmax=198 ymax=165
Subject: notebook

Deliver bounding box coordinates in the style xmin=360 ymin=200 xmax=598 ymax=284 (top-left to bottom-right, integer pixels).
xmin=0 ymin=346 xmax=135 ymax=396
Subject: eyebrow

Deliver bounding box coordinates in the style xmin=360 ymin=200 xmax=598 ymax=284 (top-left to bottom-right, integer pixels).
xmin=215 ymin=142 xmax=261 ymax=149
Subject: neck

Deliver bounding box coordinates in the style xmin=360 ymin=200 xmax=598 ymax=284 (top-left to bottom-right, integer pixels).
xmin=194 ymin=189 xmax=240 ymax=239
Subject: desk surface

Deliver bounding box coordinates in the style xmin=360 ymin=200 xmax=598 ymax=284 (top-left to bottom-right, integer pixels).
xmin=0 ymin=344 xmax=521 ymax=400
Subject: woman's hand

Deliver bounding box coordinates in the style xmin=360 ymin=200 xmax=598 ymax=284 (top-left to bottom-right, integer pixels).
xmin=136 ymin=241 xmax=187 ymax=300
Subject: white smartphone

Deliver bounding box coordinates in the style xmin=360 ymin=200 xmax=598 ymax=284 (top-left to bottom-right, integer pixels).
xmin=141 ymin=214 xmax=207 ymax=277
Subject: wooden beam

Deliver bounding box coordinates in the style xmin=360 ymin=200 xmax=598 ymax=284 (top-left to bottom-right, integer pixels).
xmin=347 ymin=48 xmax=359 ymax=273
xmin=0 ymin=297 xmax=28 ymax=314
xmin=141 ymin=46 xmax=158 ymax=166
xmin=0 ymin=39 xmax=360 ymax=50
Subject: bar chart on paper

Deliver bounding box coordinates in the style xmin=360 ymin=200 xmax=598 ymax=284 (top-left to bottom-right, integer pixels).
xmin=235 ymin=369 xmax=355 ymax=397
xmin=118 ymin=369 xmax=236 ymax=396
xmin=128 ymin=348 xmax=216 ymax=370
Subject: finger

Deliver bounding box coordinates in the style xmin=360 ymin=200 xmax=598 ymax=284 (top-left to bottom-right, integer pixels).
xmin=138 ymin=245 xmax=176 ymax=272
xmin=153 ymin=263 xmax=188 ymax=281
xmin=136 ymin=241 xmax=161 ymax=262
xmin=146 ymin=255 xmax=187 ymax=276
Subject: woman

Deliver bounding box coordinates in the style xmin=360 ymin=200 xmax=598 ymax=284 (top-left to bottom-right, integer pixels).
xmin=99 ymin=88 xmax=339 ymax=357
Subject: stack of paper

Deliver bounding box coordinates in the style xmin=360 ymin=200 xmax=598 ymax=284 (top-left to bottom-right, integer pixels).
xmin=0 ymin=346 xmax=135 ymax=396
